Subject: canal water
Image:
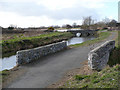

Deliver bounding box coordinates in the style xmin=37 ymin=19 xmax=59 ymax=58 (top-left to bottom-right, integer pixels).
xmin=0 ymin=55 xmax=16 ymax=71
xmin=67 ymin=36 xmax=95 ymax=45
xmin=0 ymin=35 xmax=96 ymax=71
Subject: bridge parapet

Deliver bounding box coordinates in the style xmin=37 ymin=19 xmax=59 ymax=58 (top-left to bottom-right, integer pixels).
xmin=88 ymin=40 xmax=115 ymax=70
xmin=16 ymin=41 xmax=67 ymax=65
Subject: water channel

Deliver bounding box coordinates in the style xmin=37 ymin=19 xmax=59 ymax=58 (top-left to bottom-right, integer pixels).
xmin=0 ymin=34 xmax=96 ymax=71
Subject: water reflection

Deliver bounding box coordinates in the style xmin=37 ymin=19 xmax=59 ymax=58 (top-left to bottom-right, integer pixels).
xmin=67 ymin=36 xmax=95 ymax=46
xmin=0 ymin=55 xmax=16 ymax=71
xmin=76 ymin=33 xmax=81 ymax=37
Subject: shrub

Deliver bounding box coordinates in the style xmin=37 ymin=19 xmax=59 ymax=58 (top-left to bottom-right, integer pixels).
xmin=48 ymin=27 xmax=54 ymax=31
xmin=8 ymin=26 xmax=14 ymax=30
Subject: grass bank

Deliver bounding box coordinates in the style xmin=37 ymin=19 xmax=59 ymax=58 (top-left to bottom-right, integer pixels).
xmin=61 ymin=64 xmax=119 ymax=88
xmin=0 ymin=67 xmax=26 ymax=88
xmin=0 ymin=69 xmax=10 ymax=88
xmin=60 ymin=31 xmax=120 ymax=88
xmin=69 ymin=31 xmax=111 ymax=48
xmin=0 ymin=70 xmax=9 ymax=83
xmin=108 ymin=31 xmax=120 ymax=67
xmin=1 ymin=32 xmax=73 ymax=55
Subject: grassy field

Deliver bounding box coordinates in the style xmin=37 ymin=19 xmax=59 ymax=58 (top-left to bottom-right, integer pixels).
xmin=2 ymin=30 xmax=46 ymax=40
xmin=69 ymin=31 xmax=111 ymax=48
xmin=1 ymin=32 xmax=73 ymax=55
xmin=60 ymin=31 xmax=120 ymax=88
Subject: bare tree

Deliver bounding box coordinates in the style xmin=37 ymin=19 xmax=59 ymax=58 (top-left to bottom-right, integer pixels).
xmin=108 ymin=19 xmax=117 ymax=30
xmin=96 ymin=21 xmax=107 ymax=29
xmin=81 ymin=16 xmax=95 ymax=30
xmin=102 ymin=17 xmax=110 ymax=25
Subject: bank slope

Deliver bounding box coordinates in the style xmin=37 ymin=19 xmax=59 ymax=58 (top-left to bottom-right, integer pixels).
xmin=2 ymin=32 xmax=73 ymax=55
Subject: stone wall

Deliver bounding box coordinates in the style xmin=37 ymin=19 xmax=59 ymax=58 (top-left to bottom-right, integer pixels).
xmin=68 ymin=30 xmax=98 ymax=37
xmin=17 ymin=41 xmax=67 ymax=65
xmin=88 ymin=40 xmax=115 ymax=70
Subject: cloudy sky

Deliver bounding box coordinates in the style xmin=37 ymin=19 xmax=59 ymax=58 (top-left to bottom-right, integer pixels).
xmin=0 ymin=0 xmax=119 ymax=28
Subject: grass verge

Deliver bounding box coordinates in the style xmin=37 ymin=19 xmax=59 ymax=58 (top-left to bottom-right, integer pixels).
xmin=61 ymin=65 xmax=119 ymax=88
xmin=0 ymin=70 xmax=10 ymax=85
xmin=108 ymin=31 xmax=120 ymax=67
xmin=69 ymin=31 xmax=111 ymax=48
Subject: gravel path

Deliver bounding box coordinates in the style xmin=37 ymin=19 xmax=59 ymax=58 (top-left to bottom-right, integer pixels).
xmin=6 ymin=32 xmax=117 ymax=88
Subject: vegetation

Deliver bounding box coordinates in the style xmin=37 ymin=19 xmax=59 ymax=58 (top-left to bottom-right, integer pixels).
xmin=81 ymin=16 xmax=117 ymax=30
xmin=47 ymin=27 xmax=54 ymax=32
xmin=108 ymin=31 xmax=120 ymax=67
xmin=48 ymin=27 xmax=54 ymax=30
xmin=1 ymin=32 xmax=73 ymax=55
xmin=2 ymin=31 xmax=45 ymax=41
xmin=69 ymin=31 xmax=111 ymax=47
xmin=61 ymin=65 xmax=119 ymax=88
xmin=8 ymin=26 xmax=14 ymax=30
xmin=60 ymin=31 xmax=120 ymax=88
xmin=0 ymin=70 xmax=10 ymax=84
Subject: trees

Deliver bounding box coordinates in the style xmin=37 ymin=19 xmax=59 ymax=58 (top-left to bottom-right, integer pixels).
xmin=97 ymin=21 xmax=107 ymax=29
xmin=66 ymin=24 xmax=72 ymax=29
xmin=102 ymin=17 xmax=110 ymax=25
xmin=62 ymin=24 xmax=72 ymax=29
xmin=108 ymin=19 xmax=117 ymax=27
xmin=81 ymin=16 xmax=95 ymax=30
xmin=8 ymin=24 xmax=17 ymax=30
xmin=108 ymin=19 xmax=117 ymax=30
xmin=96 ymin=18 xmax=111 ymax=30
xmin=8 ymin=25 xmax=14 ymax=30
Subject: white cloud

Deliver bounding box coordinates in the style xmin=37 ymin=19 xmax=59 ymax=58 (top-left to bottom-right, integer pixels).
xmin=0 ymin=11 xmax=55 ymax=27
xmin=0 ymin=0 xmax=118 ymax=27
xmin=0 ymin=11 xmax=82 ymax=27
xmin=37 ymin=0 xmax=77 ymax=10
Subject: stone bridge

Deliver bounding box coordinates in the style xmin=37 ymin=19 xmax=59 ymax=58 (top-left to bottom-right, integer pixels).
xmin=67 ymin=30 xmax=98 ymax=36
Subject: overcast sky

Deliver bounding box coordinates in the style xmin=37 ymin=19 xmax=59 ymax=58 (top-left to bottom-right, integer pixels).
xmin=0 ymin=0 xmax=119 ymax=28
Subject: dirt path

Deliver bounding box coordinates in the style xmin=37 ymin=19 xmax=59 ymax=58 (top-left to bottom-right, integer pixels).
xmin=5 ymin=32 xmax=117 ymax=88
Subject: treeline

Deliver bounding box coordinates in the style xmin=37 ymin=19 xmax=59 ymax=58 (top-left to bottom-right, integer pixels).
xmin=1 ymin=16 xmax=119 ymax=31
xmin=81 ymin=16 xmax=119 ymax=30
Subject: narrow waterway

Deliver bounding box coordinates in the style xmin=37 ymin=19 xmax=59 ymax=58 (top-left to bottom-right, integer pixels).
xmin=0 ymin=55 xmax=16 ymax=71
xmin=1 ymin=35 xmax=96 ymax=71
xmin=67 ymin=36 xmax=95 ymax=45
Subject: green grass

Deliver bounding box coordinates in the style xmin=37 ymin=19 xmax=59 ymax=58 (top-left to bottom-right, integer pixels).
xmin=61 ymin=65 xmax=119 ymax=88
xmin=2 ymin=32 xmax=70 ymax=44
xmin=2 ymin=32 xmax=73 ymax=55
xmin=61 ymin=31 xmax=120 ymax=88
xmin=69 ymin=31 xmax=111 ymax=48
xmin=108 ymin=31 xmax=120 ymax=67
xmin=99 ymin=29 xmax=107 ymax=31
xmin=0 ymin=69 xmax=10 ymax=84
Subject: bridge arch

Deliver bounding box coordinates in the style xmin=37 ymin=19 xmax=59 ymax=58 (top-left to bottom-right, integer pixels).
xmin=67 ymin=30 xmax=97 ymax=37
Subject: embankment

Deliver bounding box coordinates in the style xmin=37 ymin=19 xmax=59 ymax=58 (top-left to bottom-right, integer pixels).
xmin=1 ymin=32 xmax=73 ymax=55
